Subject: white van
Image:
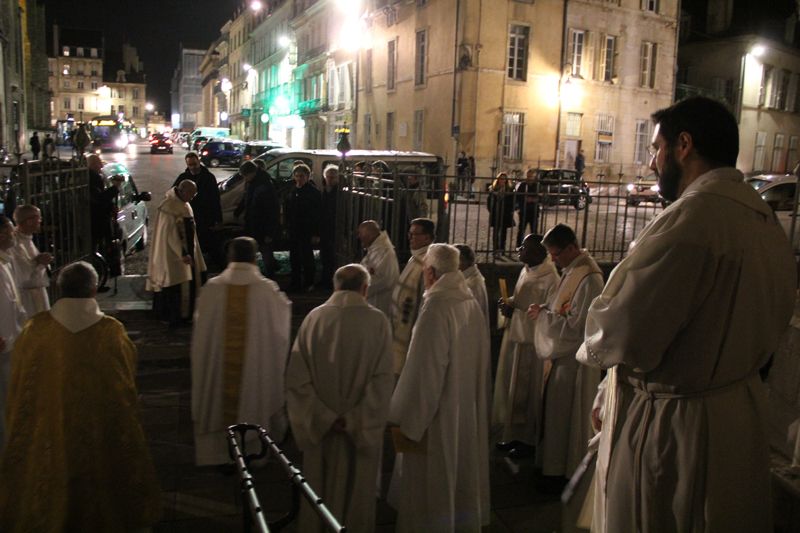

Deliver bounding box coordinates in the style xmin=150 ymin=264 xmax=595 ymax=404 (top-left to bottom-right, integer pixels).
xmin=218 ymin=149 xmax=446 ymax=248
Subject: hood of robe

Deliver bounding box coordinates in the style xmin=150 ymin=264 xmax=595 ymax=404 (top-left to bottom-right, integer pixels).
xmin=410 ymin=243 xmax=429 ymax=260
xmin=681 ymin=167 xmax=773 ymax=219
xmin=424 ymin=271 xmax=472 ymax=301
xmin=462 ymin=264 xmax=483 ymax=283
xmin=215 ymin=262 xmax=263 ymax=285
xmin=326 ymin=290 xmax=369 ymax=308
xmin=50 ymin=297 xmax=104 ymax=333
xmin=369 ymin=231 xmax=394 ymax=252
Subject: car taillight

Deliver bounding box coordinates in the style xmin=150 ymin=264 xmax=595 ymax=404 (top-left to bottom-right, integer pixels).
xmin=166 ymin=140 xmax=172 ymax=144
xmin=202 ymin=150 xmax=208 ymax=156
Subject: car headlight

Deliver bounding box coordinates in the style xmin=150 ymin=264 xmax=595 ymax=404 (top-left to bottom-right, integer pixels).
xmin=115 ymin=137 xmax=128 ymax=149
xmin=626 ymin=183 xmax=634 ymax=192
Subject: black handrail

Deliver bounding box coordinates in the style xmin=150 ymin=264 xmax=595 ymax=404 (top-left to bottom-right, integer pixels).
xmin=227 ymin=423 xmax=347 ymax=533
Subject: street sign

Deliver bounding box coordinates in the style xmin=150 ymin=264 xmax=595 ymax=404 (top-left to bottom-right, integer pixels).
xmin=242 ymin=108 xmax=251 ymax=118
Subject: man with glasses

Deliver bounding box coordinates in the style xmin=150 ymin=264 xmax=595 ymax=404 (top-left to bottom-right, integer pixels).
xmin=147 ymin=180 xmax=206 ymax=328
xmin=527 ymin=224 xmax=603 ymax=490
xmin=578 ymin=96 xmax=796 ymax=532
xmin=391 ymin=217 xmax=434 ymax=375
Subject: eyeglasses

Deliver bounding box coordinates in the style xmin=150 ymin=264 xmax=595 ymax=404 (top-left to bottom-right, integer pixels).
xmin=647 ymin=145 xmax=661 ymax=158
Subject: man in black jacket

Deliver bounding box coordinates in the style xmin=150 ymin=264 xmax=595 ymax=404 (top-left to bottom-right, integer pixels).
xmin=173 ymin=152 xmax=224 ymax=271
xmin=319 ymin=165 xmax=339 ymax=289
xmin=515 ymin=168 xmax=540 ymax=247
xmin=287 ymin=163 xmax=321 ymax=291
xmin=234 ymin=161 xmax=279 ymax=277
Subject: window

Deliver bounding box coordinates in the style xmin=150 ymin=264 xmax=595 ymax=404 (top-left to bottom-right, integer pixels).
xmin=773 ymin=134 xmax=786 ymax=172
xmin=762 ymin=183 xmax=797 ymax=211
xmin=753 ymin=131 xmax=767 ymax=171
xmin=62 ymin=46 xmax=70 ymax=57
xmin=640 ymin=41 xmax=657 ymax=88
xmin=77 ymin=47 xmax=84 ymax=57
xmin=570 ymin=30 xmax=585 ymax=77
xmin=364 ymin=113 xmax=372 ymax=148
xmin=119 ymin=88 xmax=126 ymax=99
xmin=91 ymin=81 xmax=98 ymax=90
xmin=641 ymin=0 xmax=658 ymax=12
xmin=77 ymin=81 xmax=84 ymax=90
xmin=599 ymin=35 xmax=617 ymax=82
xmin=787 ymin=74 xmax=799 ymax=113
xmin=566 ymin=113 xmax=582 ymax=137
xmin=364 ymin=49 xmax=373 ymax=93
xmin=595 ymin=113 xmax=614 ymax=163
xmin=338 ymin=64 xmax=348 ymax=105
xmin=133 ymin=88 xmax=140 ymax=99
xmin=63 ymin=97 xmax=71 ymax=110
xmin=328 ymin=68 xmax=336 ymax=105
xmin=133 ymin=105 xmax=139 ymax=117
xmin=118 ymin=105 xmax=125 ymax=115
xmin=91 ymin=67 xmax=98 ymax=76
xmin=634 ymin=119 xmax=652 ymax=165
xmin=771 ymin=69 xmax=791 ymax=110
xmin=760 ymin=65 xmax=773 ymax=107
xmin=415 ymin=30 xmax=427 ymax=86
xmin=789 ymin=137 xmax=799 ymax=170
xmin=508 ymin=25 xmax=529 ymax=81
xmin=63 ymin=80 xmax=70 ymax=89
xmin=712 ymin=77 xmax=735 ymax=104
xmin=78 ymin=97 xmax=84 ymax=110
xmin=387 ymin=39 xmax=397 ymax=91
xmin=502 ymin=112 xmax=525 ymax=160
xmin=413 ymin=109 xmax=424 ymax=151
xmin=90 ymin=48 xmax=98 ymax=58
xmin=386 ymin=112 xmax=395 ymax=149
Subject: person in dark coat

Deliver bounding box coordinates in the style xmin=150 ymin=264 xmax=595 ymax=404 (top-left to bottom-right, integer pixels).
xmin=29 ymin=132 xmax=41 ymax=160
xmin=234 ymin=160 xmax=279 ymax=277
xmin=319 ymin=165 xmax=340 ymax=290
xmin=488 ymin=172 xmax=515 ymax=254
xmin=173 ymin=152 xmax=225 ymax=271
xmin=515 ymin=168 xmax=540 ymax=247
xmin=87 ymin=154 xmax=123 ymax=289
xmin=574 ymin=149 xmax=585 ymax=178
xmin=287 ymin=163 xmax=322 ymax=291
xmin=43 ymin=134 xmax=55 ymax=158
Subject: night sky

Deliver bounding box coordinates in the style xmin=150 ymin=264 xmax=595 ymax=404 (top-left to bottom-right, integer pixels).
xmin=44 ymin=0 xmax=234 ymax=114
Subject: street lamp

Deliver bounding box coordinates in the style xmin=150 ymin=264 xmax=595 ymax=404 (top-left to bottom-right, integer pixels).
xmin=336 ymin=124 xmax=351 ymax=172
xmin=145 ymin=102 xmax=154 ymax=134
xmin=250 ymin=0 xmax=262 ymax=11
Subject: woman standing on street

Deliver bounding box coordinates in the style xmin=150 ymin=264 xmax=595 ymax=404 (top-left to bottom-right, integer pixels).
xmin=487 ymin=172 xmax=515 ymax=255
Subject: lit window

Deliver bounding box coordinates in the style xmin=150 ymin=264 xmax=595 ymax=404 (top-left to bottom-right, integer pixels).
xmin=502 ymin=112 xmax=524 ymax=160
xmin=508 ymin=25 xmax=529 ymax=81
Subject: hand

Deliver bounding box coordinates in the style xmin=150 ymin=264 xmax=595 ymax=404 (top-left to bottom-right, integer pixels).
xmin=182 ymin=255 xmax=193 ymax=265
xmin=35 ymin=252 xmax=53 ymax=266
xmin=311 ymin=236 xmax=320 ymax=246
xmin=527 ymin=303 xmax=542 ymax=320
xmin=332 ymin=417 xmax=347 ymax=433
xmin=591 ymin=407 xmax=602 ymax=432
xmin=498 ymin=301 xmax=514 ymax=318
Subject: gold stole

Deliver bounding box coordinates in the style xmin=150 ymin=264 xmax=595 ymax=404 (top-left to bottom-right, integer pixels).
xmin=223 ymin=284 xmax=249 ymax=423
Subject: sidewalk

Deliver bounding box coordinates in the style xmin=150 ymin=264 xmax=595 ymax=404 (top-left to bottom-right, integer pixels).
xmin=104 ymin=275 xmax=566 ymax=532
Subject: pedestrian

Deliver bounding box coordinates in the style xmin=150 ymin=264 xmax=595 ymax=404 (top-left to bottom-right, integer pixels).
xmin=287 ymin=264 xmax=393 ymax=533
xmin=29 ymin=131 xmax=40 ymax=160
xmin=191 ymin=237 xmax=291 ymax=466
xmin=574 ymin=149 xmax=585 ymax=178
xmin=391 ymin=217 xmax=434 ymax=375
xmin=42 ymin=133 xmax=54 ymax=158
xmin=527 ymin=224 xmax=603 ymax=485
xmin=389 ymin=244 xmax=491 ymax=532
xmin=578 ymin=96 xmax=797 ymax=533
xmin=73 ymin=124 xmax=90 ymax=159
xmin=286 ymin=163 xmax=321 ymax=292
xmin=234 ymin=161 xmax=279 ymax=277
xmin=515 ymin=168 xmax=540 ymax=247
xmin=0 ymin=261 xmax=162 ymax=531
xmin=0 ymin=215 xmax=26 ymax=450
xmin=87 ymin=154 xmax=124 ymax=283
xmin=11 ymin=205 xmax=53 ymax=314
xmin=455 ymin=243 xmax=489 ymax=330
xmin=493 ymin=234 xmax=559 ymax=459
xmin=358 ymin=220 xmax=399 ymax=317
xmin=456 ymin=150 xmax=471 ymax=197
xmin=146 ymin=180 xmax=206 ymax=328
xmin=487 ymin=172 xmax=515 ymax=254
xmin=320 ymin=165 xmax=340 ymax=289
xmin=174 ymin=152 xmax=225 ymax=271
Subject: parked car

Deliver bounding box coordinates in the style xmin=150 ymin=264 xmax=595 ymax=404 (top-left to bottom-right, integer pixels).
xmin=149 ymin=133 xmax=174 ymax=154
xmin=744 ymin=173 xmax=792 ymax=191
xmin=626 ymin=175 xmax=666 ymax=207
xmin=242 ymin=140 xmax=286 ymax=161
xmin=102 ymin=162 xmax=151 ymax=254
xmin=536 ymin=168 xmax=591 ymax=210
xmin=759 ymin=175 xmax=800 ymax=247
xmin=200 ymin=140 xmax=245 ymax=168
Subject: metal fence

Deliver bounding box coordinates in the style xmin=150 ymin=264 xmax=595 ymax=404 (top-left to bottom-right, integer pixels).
xmin=336 ymin=170 xmax=667 ymax=265
xmin=0 ymin=158 xmax=92 ymax=271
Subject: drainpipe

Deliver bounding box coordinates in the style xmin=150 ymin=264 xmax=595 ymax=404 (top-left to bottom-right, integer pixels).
xmin=451 ymin=0 xmax=462 ymax=165
xmin=554 ymin=0 xmax=569 ymax=168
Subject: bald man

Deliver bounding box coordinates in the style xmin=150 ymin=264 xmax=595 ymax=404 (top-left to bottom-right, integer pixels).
xmin=11 ymin=205 xmax=52 ymax=314
xmin=358 ymin=220 xmax=399 ymax=317
xmin=147 ymin=179 xmax=207 ymax=328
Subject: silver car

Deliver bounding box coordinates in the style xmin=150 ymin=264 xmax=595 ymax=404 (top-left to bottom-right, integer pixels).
xmin=102 ymin=162 xmax=150 ymax=254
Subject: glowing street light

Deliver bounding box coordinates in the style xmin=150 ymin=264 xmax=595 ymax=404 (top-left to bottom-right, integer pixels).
xmin=278 ymin=35 xmax=291 ymax=48
xmin=750 ymin=44 xmax=766 ymax=57
xmin=220 ymin=78 xmax=232 ymax=93
xmin=145 ymin=102 xmax=154 ymax=112
xmin=243 ymin=63 xmax=252 ymax=72
xmin=250 ymin=0 xmax=262 ymax=11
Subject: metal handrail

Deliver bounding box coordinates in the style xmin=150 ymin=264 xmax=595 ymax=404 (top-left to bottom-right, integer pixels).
xmin=227 ymin=423 xmax=347 ymax=533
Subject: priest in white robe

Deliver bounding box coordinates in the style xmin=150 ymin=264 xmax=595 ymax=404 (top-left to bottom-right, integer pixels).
xmin=147 ymin=180 xmax=207 ymax=327
xmin=391 ymin=217 xmax=434 ymax=375
xmin=389 ymin=244 xmax=491 ymax=532
xmin=191 ymin=237 xmax=291 ymax=466
xmin=493 ymin=234 xmax=559 ymax=456
xmin=528 ymin=224 xmax=603 ymax=481
xmin=11 ymin=205 xmax=52 ymax=315
xmin=577 ymin=97 xmax=796 ymax=533
xmin=455 ymin=243 xmax=490 ymax=331
xmin=287 ymin=264 xmax=393 ymax=533
xmin=358 ymin=220 xmax=399 ymax=317
xmin=0 ymin=215 xmax=27 ymax=449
